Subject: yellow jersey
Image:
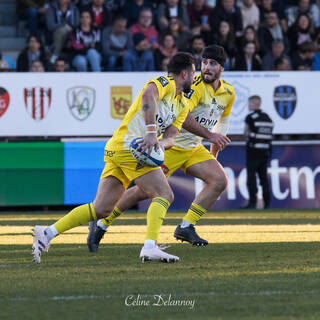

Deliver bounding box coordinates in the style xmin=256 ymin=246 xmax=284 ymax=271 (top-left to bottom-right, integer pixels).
xmin=174 ymin=74 xmax=235 ymax=149
xmin=106 ymin=75 xmax=189 ymax=151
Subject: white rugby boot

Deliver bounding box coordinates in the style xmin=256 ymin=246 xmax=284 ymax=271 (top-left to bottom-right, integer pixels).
xmin=32 ymin=226 xmax=50 ymax=263
xmin=140 ymin=245 xmax=179 ymax=263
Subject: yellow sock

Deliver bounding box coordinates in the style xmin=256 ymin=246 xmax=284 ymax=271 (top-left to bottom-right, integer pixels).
xmin=100 ymin=206 xmax=123 ymax=227
xmin=54 ymin=203 xmax=97 ymax=234
xmin=183 ymin=202 xmax=207 ymax=225
xmin=145 ymin=197 xmax=170 ymax=241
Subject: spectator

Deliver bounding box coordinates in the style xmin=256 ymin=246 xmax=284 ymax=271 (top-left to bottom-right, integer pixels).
xmin=161 ymin=56 xmax=170 ymax=71
xmin=46 ymin=0 xmax=79 ymax=63
xmin=274 ymin=56 xmax=291 ymax=70
xmin=188 ymin=35 xmax=205 ymax=70
xmin=17 ymin=0 xmax=49 ymax=35
xmin=187 ymin=0 xmax=211 ymax=35
xmin=213 ymin=20 xmax=236 ymax=66
xmin=238 ymin=0 xmax=260 ymax=30
xmin=233 ymin=41 xmax=262 ymax=70
xmin=312 ymin=32 xmax=320 ymax=70
xmin=238 ymin=25 xmax=260 ymax=55
xmin=30 ymin=60 xmax=45 ymax=71
xmin=258 ymin=11 xmax=287 ymax=56
xmin=102 ymin=16 xmax=133 ymax=71
xmin=291 ymin=40 xmax=315 ymax=70
xmin=157 ymin=0 xmax=190 ymax=31
xmin=259 ymin=0 xmax=287 ymax=31
xmin=287 ymin=13 xmax=315 ymax=54
xmin=166 ymin=18 xmax=192 ymax=51
xmin=262 ymin=39 xmax=291 ymax=70
xmin=17 ymin=34 xmax=48 ymax=71
xmin=54 ymin=57 xmax=68 ymax=71
xmin=286 ymin=0 xmax=320 ymax=29
xmin=82 ymin=0 xmax=112 ymax=30
xmin=130 ymin=8 xmax=159 ymax=50
xmin=122 ymin=32 xmax=155 ymax=71
xmin=70 ymin=10 xmax=102 ymax=71
xmin=209 ymin=0 xmax=243 ymax=37
xmin=154 ymin=33 xmax=177 ymax=70
xmin=123 ymin=0 xmax=153 ymax=27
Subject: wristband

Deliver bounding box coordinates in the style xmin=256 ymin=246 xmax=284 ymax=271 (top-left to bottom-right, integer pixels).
xmin=145 ymin=131 xmax=157 ymax=134
xmin=146 ymin=124 xmax=156 ymax=127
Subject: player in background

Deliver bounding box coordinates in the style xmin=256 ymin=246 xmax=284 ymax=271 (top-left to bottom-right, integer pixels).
xmin=32 ymin=52 xmax=196 ymax=263
xmin=88 ymin=45 xmax=235 ymax=251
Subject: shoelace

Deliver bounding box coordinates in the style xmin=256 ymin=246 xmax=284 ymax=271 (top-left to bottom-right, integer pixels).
xmin=158 ymin=244 xmax=171 ymax=251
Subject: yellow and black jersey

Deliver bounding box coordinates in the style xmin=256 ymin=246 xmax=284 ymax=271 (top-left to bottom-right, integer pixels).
xmin=174 ymin=74 xmax=235 ymax=149
xmin=107 ymin=75 xmax=189 ymax=151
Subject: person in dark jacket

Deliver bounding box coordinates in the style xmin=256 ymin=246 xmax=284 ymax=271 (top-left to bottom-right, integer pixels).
xmin=17 ymin=34 xmax=48 ymax=71
xmin=233 ymin=41 xmax=262 ymax=70
xmin=242 ymin=95 xmax=274 ymax=209
xmin=81 ymin=0 xmax=112 ymax=30
xmin=46 ymin=0 xmax=79 ymax=63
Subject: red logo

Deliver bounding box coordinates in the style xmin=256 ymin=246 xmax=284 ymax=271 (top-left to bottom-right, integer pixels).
xmin=161 ymin=164 xmax=169 ymax=175
xmin=0 ymin=87 xmax=10 ymax=118
xmin=24 ymin=87 xmax=52 ymax=121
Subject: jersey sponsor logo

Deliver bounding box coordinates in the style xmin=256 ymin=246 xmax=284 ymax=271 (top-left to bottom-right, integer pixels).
xmin=0 ymin=87 xmax=10 ymax=118
xmin=273 ymin=85 xmax=297 ymax=119
xmin=184 ymin=89 xmax=194 ymax=99
xmin=67 ymin=86 xmax=95 ymax=121
xmin=110 ymin=86 xmax=132 ymax=120
xmin=24 ymin=87 xmax=52 ymax=121
xmin=105 ymin=150 xmax=115 ymax=157
xmin=195 ymin=116 xmax=217 ymax=127
xmin=161 ymin=164 xmax=169 ymax=175
xmin=157 ymin=76 xmax=169 ymax=87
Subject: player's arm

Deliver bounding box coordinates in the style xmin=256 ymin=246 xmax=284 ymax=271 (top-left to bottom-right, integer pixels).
xmin=182 ymin=112 xmax=230 ymax=150
xmin=137 ymin=82 xmax=159 ymax=155
xmin=211 ymin=115 xmax=231 ymax=157
xmin=159 ymin=125 xmax=179 ymax=150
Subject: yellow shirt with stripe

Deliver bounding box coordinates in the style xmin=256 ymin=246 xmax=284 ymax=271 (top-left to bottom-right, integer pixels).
xmin=174 ymin=74 xmax=235 ymax=149
xmin=106 ymin=75 xmax=189 ymax=151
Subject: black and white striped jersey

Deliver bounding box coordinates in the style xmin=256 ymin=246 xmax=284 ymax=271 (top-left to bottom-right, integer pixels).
xmin=245 ymin=110 xmax=274 ymax=152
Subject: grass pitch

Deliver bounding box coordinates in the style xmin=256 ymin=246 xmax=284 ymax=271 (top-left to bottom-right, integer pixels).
xmin=1 ymin=210 xmax=320 ymax=320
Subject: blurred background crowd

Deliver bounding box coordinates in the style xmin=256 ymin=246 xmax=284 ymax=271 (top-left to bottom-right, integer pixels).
xmin=1 ymin=0 xmax=320 ymax=72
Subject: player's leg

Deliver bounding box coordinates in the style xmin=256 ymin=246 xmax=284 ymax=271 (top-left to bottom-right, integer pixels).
xmin=88 ymin=185 xmax=149 ymax=252
xmin=88 ymin=146 xmax=186 ymax=253
xmin=246 ymin=155 xmax=258 ymax=209
xmin=174 ymin=156 xmax=227 ymax=246
xmin=32 ymin=164 xmax=126 ymax=263
xmin=257 ymin=158 xmax=270 ymax=209
xmin=134 ymin=169 xmax=179 ymax=263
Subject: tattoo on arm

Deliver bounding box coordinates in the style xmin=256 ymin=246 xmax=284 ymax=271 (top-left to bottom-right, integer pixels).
xmin=142 ymin=104 xmax=150 ymax=111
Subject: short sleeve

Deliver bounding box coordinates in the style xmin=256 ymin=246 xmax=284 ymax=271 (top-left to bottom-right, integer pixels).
xmin=148 ymin=75 xmax=173 ymax=101
xmin=222 ymin=88 xmax=235 ymax=118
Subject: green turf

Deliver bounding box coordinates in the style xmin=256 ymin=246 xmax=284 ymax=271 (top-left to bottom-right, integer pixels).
xmin=1 ymin=211 xmax=320 ymax=320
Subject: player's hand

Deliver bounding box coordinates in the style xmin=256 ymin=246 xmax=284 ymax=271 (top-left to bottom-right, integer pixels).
xmin=207 ymin=132 xmax=230 ymax=151
xmin=136 ymin=133 xmax=159 ymax=157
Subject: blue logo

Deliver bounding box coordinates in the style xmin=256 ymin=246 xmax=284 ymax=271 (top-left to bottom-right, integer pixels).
xmin=273 ymin=85 xmax=297 ymax=119
xmin=231 ymin=81 xmax=250 ymax=117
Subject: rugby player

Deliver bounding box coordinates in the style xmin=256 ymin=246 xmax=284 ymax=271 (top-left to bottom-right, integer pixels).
xmin=32 ymin=52 xmax=196 ymax=263
xmin=88 ymin=45 xmax=235 ymax=252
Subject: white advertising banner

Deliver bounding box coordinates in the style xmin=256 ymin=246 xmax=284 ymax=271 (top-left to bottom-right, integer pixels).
xmin=0 ymin=71 xmax=319 ymax=136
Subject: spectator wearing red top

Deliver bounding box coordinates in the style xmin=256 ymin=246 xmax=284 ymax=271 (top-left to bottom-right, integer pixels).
xmin=82 ymin=0 xmax=112 ymax=30
xmin=187 ymin=0 xmax=211 ymax=35
xmin=130 ymin=8 xmax=158 ymax=50
xmin=70 ymin=10 xmax=102 ymax=71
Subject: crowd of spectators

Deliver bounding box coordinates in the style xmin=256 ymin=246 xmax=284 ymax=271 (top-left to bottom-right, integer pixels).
xmin=1 ymin=0 xmax=320 ymax=72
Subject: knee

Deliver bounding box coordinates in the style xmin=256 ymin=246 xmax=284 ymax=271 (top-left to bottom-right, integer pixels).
xmin=207 ymin=171 xmax=228 ymax=194
xmin=158 ymin=188 xmax=174 ymax=204
xmin=92 ymin=201 xmax=114 ymax=219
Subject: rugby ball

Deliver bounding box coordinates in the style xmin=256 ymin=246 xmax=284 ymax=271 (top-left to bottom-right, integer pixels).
xmin=129 ymin=137 xmax=164 ymax=167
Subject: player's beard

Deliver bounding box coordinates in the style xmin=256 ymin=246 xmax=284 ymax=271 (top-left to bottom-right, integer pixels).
xmin=201 ymin=70 xmax=221 ymax=83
